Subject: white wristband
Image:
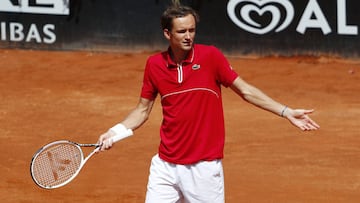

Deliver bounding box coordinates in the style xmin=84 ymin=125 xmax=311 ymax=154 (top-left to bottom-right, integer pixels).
xmin=109 ymin=123 xmax=133 ymax=143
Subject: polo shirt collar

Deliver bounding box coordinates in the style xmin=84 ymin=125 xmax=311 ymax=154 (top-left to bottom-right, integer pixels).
xmin=166 ymin=46 xmax=195 ymax=68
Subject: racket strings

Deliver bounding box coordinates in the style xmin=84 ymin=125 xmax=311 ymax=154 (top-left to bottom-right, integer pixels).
xmin=32 ymin=143 xmax=82 ymax=188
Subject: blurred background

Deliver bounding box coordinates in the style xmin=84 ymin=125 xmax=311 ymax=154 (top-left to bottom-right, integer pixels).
xmin=0 ymin=0 xmax=359 ymax=58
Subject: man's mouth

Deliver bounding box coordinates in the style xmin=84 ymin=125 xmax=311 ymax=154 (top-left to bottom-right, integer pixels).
xmin=183 ymin=41 xmax=192 ymax=46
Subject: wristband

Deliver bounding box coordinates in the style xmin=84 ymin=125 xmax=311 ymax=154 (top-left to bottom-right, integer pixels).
xmin=281 ymin=106 xmax=288 ymax=117
xmin=109 ymin=123 xmax=133 ymax=142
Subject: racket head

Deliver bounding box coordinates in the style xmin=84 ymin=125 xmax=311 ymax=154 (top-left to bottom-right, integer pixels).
xmin=30 ymin=140 xmax=84 ymax=189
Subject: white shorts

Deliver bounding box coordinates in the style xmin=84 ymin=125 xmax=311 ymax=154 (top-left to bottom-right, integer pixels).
xmin=145 ymin=154 xmax=224 ymax=203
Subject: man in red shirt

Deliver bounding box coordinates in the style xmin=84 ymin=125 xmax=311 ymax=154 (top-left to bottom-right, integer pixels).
xmin=142 ymin=44 xmax=238 ymax=165
xmin=98 ymin=4 xmax=320 ymax=203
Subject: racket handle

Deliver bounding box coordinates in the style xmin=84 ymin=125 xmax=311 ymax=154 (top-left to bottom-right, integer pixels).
xmin=111 ymin=129 xmax=133 ymax=143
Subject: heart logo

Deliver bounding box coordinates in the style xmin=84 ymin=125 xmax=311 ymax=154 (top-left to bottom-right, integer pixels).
xmin=227 ymin=0 xmax=294 ymax=34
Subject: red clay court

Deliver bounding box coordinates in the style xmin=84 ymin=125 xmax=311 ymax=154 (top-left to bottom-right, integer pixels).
xmin=0 ymin=49 xmax=359 ymax=202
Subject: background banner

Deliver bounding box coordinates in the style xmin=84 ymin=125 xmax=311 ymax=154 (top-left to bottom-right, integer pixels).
xmin=0 ymin=0 xmax=359 ymax=57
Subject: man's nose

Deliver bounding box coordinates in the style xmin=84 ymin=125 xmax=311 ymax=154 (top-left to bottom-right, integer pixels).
xmin=185 ymin=31 xmax=191 ymax=39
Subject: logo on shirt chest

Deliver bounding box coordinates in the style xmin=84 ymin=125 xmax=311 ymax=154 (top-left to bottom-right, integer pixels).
xmin=192 ymin=64 xmax=201 ymax=70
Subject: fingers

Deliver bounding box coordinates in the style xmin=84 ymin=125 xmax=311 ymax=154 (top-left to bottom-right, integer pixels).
xmin=303 ymin=109 xmax=315 ymax=115
xmin=97 ymin=131 xmax=116 ymax=152
xmin=302 ymin=109 xmax=320 ymax=130
xmin=288 ymin=109 xmax=320 ymax=131
xmin=100 ymin=138 xmax=114 ymax=151
xmin=299 ymin=115 xmax=320 ymax=131
xmin=306 ymin=117 xmax=320 ymax=129
xmin=300 ymin=121 xmax=319 ymax=131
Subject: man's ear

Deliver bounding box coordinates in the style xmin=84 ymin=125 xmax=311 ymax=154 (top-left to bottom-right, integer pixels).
xmin=163 ymin=29 xmax=171 ymax=40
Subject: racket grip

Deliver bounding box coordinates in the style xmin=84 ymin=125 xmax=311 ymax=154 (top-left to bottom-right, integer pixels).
xmin=111 ymin=129 xmax=133 ymax=143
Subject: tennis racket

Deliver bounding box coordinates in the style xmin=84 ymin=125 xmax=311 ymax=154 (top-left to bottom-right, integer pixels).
xmin=30 ymin=130 xmax=133 ymax=189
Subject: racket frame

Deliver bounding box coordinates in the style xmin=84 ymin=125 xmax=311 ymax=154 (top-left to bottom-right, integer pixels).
xmin=30 ymin=130 xmax=133 ymax=189
xmin=30 ymin=140 xmax=99 ymax=189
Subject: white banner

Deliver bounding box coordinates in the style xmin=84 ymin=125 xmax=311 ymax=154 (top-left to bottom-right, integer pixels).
xmin=0 ymin=0 xmax=69 ymax=15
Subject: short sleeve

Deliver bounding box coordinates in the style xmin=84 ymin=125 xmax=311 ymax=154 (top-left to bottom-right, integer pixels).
xmin=140 ymin=57 xmax=158 ymax=100
xmin=211 ymin=46 xmax=238 ymax=87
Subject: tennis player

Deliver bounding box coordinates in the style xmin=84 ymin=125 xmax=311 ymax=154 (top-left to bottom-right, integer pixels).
xmin=98 ymin=4 xmax=320 ymax=203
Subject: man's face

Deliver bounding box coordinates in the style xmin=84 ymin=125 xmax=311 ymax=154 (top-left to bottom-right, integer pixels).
xmin=164 ymin=14 xmax=196 ymax=53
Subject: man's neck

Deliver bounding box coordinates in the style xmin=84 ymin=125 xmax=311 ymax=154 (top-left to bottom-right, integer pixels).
xmin=170 ymin=48 xmax=190 ymax=64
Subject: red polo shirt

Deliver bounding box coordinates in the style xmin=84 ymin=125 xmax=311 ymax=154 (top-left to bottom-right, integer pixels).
xmin=141 ymin=44 xmax=238 ymax=164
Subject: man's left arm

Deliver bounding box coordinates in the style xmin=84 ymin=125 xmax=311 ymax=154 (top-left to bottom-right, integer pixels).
xmin=230 ymin=77 xmax=320 ymax=131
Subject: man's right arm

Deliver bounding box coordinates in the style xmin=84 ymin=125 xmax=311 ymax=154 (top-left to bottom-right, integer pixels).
xmin=98 ymin=97 xmax=155 ymax=151
xmin=121 ymin=97 xmax=155 ymax=130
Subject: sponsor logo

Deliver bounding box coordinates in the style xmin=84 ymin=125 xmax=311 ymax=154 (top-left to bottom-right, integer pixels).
xmin=46 ymin=151 xmax=72 ymax=181
xmin=227 ymin=0 xmax=358 ymax=35
xmin=228 ymin=0 xmax=294 ymax=35
xmin=0 ymin=0 xmax=69 ymax=15
xmin=0 ymin=22 xmax=56 ymax=44
xmin=0 ymin=0 xmax=70 ymax=44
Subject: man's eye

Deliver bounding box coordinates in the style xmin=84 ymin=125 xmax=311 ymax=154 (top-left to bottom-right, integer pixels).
xmin=177 ymin=29 xmax=196 ymax=34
